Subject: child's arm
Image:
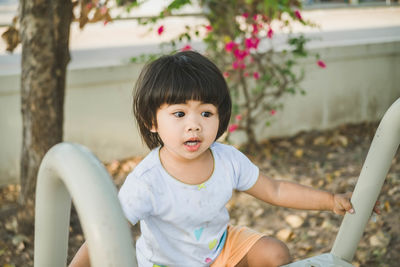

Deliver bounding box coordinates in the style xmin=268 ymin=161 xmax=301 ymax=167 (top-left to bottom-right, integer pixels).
xmin=245 ymin=173 xmax=354 ymax=215
xmin=68 ymin=241 xmax=90 ymax=267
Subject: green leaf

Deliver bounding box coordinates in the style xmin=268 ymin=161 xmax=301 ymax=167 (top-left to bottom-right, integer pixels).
xmin=262 ymin=74 xmax=271 ymax=82
xmin=286 ymin=88 xmax=296 ymax=94
xmin=167 ymin=0 xmax=192 ymax=11
xmin=233 ymin=103 xmax=239 ymax=115
xmin=286 ymin=59 xmax=294 ymax=67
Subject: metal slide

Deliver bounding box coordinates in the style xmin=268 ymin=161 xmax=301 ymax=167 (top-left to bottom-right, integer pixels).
xmin=34 ymin=142 xmax=137 ymax=267
xmin=283 ymin=97 xmax=400 ymax=266
xmin=34 ymin=98 xmax=400 ymax=266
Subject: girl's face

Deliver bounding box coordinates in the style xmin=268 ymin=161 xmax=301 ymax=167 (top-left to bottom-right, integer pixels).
xmin=151 ymin=100 xmax=219 ymax=162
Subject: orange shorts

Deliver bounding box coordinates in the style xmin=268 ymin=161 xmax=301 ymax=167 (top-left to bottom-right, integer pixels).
xmin=211 ymin=225 xmax=265 ymax=267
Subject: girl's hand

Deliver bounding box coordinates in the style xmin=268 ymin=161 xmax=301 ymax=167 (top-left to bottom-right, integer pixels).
xmin=332 ymin=192 xmax=354 ymax=215
xmin=332 ymin=192 xmax=381 ymax=216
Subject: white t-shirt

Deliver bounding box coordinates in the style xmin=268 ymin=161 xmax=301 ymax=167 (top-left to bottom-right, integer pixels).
xmin=118 ymin=142 xmax=259 ymax=267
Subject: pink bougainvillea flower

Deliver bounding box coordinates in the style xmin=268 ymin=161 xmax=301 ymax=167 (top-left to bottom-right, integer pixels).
xmin=267 ymin=27 xmax=274 ymax=39
xmin=223 ymin=71 xmax=230 ymax=78
xmin=294 ymin=10 xmax=303 ymax=21
xmin=100 ymin=6 xmax=108 ymax=15
xmin=232 ymin=60 xmax=246 ymax=70
xmin=270 ymin=109 xmax=276 ymax=116
xmin=225 ymin=41 xmax=237 ymax=53
xmin=253 ymin=72 xmax=260 ymax=80
xmin=228 ymin=124 xmax=239 ymax=133
xmin=242 ymin=12 xmax=249 ymax=18
xmin=317 ymin=60 xmax=327 ymax=68
xmin=181 ymin=45 xmax=192 ymax=51
xmin=86 ymin=3 xmax=93 ymax=10
xmin=252 ymin=23 xmax=259 ymax=34
xmin=205 ymin=25 xmax=213 ymax=32
xmin=253 ymin=14 xmax=259 ymax=21
xmin=157 ymin=25 xmax=164 ymax=35
xmin=232 ymin=61 xmax=240 ymax=69
xmin=235 ymin=114 xmax=242 ymax=121
xmin=245 ymin=37 xmax=260 ymax=50
xmin=233 ymin=49 xmax=249 ymax=60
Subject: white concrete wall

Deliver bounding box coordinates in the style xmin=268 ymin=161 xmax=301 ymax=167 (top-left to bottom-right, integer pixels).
xmin=1 ymin=30 xmax=399 ymax=185
xmin=1 ymin=74 xmax=22 ymax=184
xmin=0 ymin=64 xmax=150 ymax=185
xmin=252 ymin=40 xmax=400 ymax=141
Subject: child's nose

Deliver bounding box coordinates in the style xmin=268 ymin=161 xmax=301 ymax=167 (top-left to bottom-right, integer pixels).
xmin=185 ymin=117 xmax=201 ymax=132
xmin=186 ymin=123 xmax=201 ymax=132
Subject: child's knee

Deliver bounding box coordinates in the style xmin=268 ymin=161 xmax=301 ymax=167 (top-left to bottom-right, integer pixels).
xmin=269 ymin=238 xmax=291 ymax=266
xmin=250 ymin=237 xmax=291 ymax=267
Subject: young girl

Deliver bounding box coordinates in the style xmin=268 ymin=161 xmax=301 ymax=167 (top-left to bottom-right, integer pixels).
xmin=69 ymin=51 xmax=356 ymax=267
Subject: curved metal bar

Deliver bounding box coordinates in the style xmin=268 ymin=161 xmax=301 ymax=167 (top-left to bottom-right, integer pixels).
xmin=34 ymin=142 xmax=136 ymax=267
xmin=331 ymin=98 xmax=400 ymax=262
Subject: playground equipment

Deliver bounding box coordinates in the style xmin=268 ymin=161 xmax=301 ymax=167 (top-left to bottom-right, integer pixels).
xmin=34 ymin=143 xmax=136 ymax=267
xmin=283 ymin=98 xmax=400 ymax=266
xmin=34 ymin=98 xmax=399 ymax=267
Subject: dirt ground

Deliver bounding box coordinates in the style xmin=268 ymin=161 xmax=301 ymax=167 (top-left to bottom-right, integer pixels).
xmin=1 ymin=122 xmax=399 ymax=267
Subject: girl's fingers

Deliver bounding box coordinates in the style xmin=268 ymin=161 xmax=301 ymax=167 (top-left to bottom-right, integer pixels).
xmin=334 ymin=206 xmax=346 ymax=215
xmin=334 ymin=193 xmax=354 ymax=215
xmin=344 ymin=193 xmax=354 ymax=214
xmin=334 ymin=194 xmax=381 ymax=216
xmin=341 ymin=198 xmax=354 ymax=213
xmin=373 ymin=201 xmax=381 ymax=214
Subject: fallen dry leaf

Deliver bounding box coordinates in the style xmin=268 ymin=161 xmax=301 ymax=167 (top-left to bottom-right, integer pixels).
xmin=294 ymin=149 xmax=304 ymax=158
xmin=276 ymin=228 xmax=294 ymax=242
xmin=285 ymin=215 xmax=304 ymax=228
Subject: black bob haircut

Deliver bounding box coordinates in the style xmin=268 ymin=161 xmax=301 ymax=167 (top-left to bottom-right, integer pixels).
xmin=133 ymin=50 xmax=232 ymax=149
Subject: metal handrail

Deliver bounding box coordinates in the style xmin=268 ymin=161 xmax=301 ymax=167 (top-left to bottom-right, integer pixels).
xmin=34 ymin=142 xmax=136 ymax=267
xmin=282 ymin=98 xmax=400 ymax=267
xmin=331 ymin=97 xmax=400 ymax=261
xmin=34 ymin=98 xmax=400 ymax=266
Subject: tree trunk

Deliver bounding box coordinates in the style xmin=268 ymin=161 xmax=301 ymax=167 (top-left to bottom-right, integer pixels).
xmin=19 ymin=0 xmax=72 ymax=217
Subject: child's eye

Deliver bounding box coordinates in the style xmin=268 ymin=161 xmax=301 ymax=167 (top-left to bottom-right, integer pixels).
xmin=201 ymin=111 xmax=212 ymax=117
xmin=173 ymin=111 xmax=185 ymax=118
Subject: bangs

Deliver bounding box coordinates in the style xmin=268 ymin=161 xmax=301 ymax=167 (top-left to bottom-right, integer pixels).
xmin=151 ymin=53 xmax=227 ymax=107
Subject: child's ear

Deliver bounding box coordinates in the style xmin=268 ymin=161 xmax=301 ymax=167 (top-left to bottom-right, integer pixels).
xmin=150 ymin=123 xmax=157 ymax=133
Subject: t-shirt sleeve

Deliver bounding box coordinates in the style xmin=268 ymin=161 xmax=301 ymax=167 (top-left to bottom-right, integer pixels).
xmin=118 ymin=172 xmax=153 ymax=225
xmin=229 ymin=145 xmax=259 ymax=191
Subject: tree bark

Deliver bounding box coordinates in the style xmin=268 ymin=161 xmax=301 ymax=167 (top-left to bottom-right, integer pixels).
xmin=19 ymin=0 xmax=73 ymax=212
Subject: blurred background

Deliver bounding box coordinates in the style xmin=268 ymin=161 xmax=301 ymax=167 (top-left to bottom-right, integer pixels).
xmin=0 ymin=0 xmax=399 ymax=185
xmin=0 ymin=1 xmax=399 ymax=266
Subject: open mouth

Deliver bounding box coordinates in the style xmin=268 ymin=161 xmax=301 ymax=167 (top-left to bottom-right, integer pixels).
xmin=184 ymin=140 xmax=200 ymax=146
xmin=184 ymin=138 xmax=201 ymax=151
